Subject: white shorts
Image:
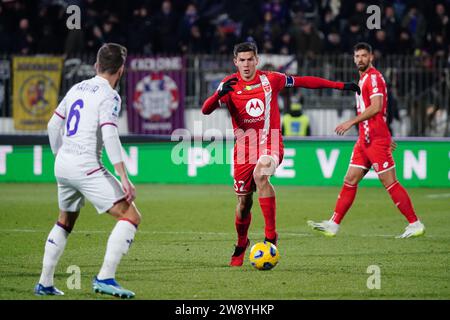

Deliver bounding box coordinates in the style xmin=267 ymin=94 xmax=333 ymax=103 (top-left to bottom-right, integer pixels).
xmin=57 ymin=168 xmax=126 ymax=213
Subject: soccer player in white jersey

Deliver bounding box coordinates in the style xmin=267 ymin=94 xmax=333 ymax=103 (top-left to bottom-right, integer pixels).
xmin=35 ymin=43 xmax=141 ymax=298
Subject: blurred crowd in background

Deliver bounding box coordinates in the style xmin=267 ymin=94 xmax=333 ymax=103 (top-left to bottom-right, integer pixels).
xmin=0 ymin=0 xmax=448 ymax=137
xmin=0 ymin=0 xmax=449 ymax=60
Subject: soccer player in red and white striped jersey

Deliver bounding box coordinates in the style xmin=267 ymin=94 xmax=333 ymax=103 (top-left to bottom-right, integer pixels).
xmin=202 ymin=42 xmax=360 ymax=266
xmin=308 ymin=42 xmax=425 ymax=238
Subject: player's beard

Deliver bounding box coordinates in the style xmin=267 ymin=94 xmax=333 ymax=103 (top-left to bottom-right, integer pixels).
xmin=358 ymin=62 xmax=369 ymax=72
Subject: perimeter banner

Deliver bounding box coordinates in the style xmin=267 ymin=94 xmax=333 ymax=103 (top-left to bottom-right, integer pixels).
xmin=126 ymin=56 xmax=185 ymax=134
xmin=0 ymin=140 xmax=448 ymax=187
xmin=12 ymin=56 xmax=64 ymax=130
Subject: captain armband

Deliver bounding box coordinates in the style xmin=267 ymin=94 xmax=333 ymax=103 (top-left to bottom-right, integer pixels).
xmin=285 ymin=75 xmax=294 ymax=88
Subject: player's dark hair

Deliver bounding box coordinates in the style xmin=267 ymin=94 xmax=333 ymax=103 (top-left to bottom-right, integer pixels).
xmin=353 ymin=42 xmax=372 ymax=54
xmin=96 ymin=43 xmax=127 ymax=74
xmin=233 ymin=42 xmax=258 ymax=57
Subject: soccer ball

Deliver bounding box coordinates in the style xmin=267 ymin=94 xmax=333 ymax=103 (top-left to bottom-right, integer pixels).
xmin=249 ymin=241 xmax=280 ymax=270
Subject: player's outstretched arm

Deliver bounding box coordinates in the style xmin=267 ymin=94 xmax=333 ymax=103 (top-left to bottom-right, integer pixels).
xmin=201 ymin=92 xmax=221 ymax=115
xmin=47 ymin=113 xmax=64 ymax=155
xmin=102 ymin=125 xmax=135 ymax=203
xmin=201 ymin=77 xmax=238 ymax=114
xmin=292 ymin=76 xmax=360 ymax=94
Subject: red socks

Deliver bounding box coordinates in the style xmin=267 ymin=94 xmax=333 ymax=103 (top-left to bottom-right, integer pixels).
xmin=330 ymin=180 xmax=418 ymax=225
xmin=259 ymin=197 xmax=276 ymax=239
xmin=235 ymin=212 xmax=251 ymax=247
xmin=386 ymin=181 xmax=418 ymax=223
xmin=235 ymin=196 xmax=276 ymax=246
xmin=331 ymin=183 xmax=358 ymax=224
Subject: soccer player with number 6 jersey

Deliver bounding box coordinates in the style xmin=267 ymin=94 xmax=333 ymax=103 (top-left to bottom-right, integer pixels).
xmin=308 ymin=42 xmax=425 ymax=238
xmin=35 ymin=43 xmax=141 ymax=298
xmin=202 ymin=42 xmax=360 ymax=266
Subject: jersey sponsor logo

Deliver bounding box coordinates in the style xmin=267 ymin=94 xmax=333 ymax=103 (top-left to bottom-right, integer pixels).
xmin=61 ymin=140 xmax=87 ymax=155
xmin=245 ymin=98 xmax=265 ymax=117
xmin=243 ymin=115 xmax=265 ymax=123
xmin=244 ymin=83 xmax=261 ymax=91
xmin=383 ymin=161 xmax=389 ymax=169
xmin=373 ymin=87 xmax=379 ymax=93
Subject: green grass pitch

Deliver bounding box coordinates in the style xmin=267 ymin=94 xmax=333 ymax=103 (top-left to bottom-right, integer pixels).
xmin=0 ymin=183 xmax=449 ymax=300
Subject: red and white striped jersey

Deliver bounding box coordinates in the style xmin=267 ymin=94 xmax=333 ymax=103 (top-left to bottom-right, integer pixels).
xmin=355 ymin=67 xmax=391 ymax=143
xmin=202 ymin=69 xmax=345 ymax=156
xmin=218 ymin=70 xmax=286 ymax=151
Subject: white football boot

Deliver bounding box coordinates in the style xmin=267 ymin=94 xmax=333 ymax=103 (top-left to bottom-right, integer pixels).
xmin=307 ymin=220 xmax=340 ymax=237
xmin=396 ymin=220 xmax=425 ymax=239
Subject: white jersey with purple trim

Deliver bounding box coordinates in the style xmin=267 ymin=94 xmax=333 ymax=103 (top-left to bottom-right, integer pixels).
xmin=54 ymin=75 xmax=121 ymax=179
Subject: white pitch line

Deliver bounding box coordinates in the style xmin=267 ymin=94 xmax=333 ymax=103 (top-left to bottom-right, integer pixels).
xmin=0 ymin=229 xmax=40 ymax=233
xmin=359 ymin=234 xmax=397 ymax=238
xmin=0 ymin=229 xmax=311 ymax=237
xmin=0 ymin=229 xmax=442 ymax=238
xmin=0 ymin=229 xmax=230 ymax=235
xmin=425 ymin=193 xmax=450 ymax=199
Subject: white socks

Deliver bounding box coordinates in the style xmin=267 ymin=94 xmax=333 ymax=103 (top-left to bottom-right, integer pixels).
xmin=97 ymin=220 xmax=137 ymax=280
xmin=38 ymin=220 xmax=137 ymax=286
xmin=39 ymin=223 xmax=69 ymax=287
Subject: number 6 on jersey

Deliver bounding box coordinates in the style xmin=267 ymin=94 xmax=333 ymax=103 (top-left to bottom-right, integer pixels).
xmin=66 ymin=99 xmax=84 ymax=136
